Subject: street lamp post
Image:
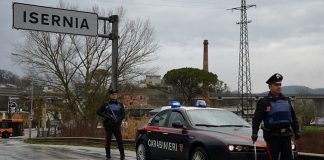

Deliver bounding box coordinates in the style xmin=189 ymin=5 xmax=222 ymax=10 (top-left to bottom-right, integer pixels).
xmin=29 ymin=80 xmax=33 ymax=139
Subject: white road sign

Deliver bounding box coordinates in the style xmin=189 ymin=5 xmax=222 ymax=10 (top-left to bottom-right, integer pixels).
xmin=13 ymin=2 xmax=98 ymax=36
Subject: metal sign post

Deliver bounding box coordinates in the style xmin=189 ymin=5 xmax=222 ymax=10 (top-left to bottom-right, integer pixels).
xmin=110 ymin=16 xmax=119 ymax=91
xmin=98 ymin=15 xmax=119 ymax=91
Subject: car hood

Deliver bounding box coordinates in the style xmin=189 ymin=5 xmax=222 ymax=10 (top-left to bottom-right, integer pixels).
xmin=194 ymin=126 xmax=266 ymax=147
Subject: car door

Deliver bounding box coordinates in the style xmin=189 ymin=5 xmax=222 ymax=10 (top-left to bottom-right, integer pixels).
xmin=148 ymin=110 xmax=170 ymax=158
xmin=162 ymin=111 xmax=191 ymax=160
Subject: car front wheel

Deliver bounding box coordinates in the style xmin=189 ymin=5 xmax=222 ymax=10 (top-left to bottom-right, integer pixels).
xmin=136 ymin=142 xmax=150 ymax=160
xmin=2 ymin=132 xmax=10 ymax=138
xmin=190 ymin=147 xmax=208 ymax=160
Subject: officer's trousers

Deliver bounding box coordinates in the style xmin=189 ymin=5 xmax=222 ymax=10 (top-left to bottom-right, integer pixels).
xmin=267 ymin=136 xmax=293 ymax=160
xmin=104 ymin=125 xmax=125 ymax=159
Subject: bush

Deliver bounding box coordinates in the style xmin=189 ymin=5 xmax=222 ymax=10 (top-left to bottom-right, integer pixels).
xmin=296 ymin=132 xmax=324 ymax=154
xmin=122 ymin=116 xmax=150 ymax=139
xmin=60 ymin=115 xmax=150 ymax=139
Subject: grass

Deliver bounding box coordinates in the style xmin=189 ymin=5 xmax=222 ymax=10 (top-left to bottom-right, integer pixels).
xmin=302 ymin=126 xmax=324 ymax=133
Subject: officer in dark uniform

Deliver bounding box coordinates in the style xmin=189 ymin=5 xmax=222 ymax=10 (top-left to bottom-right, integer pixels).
xmin=97 ymin=89 xmax=125 ymax=160
xmin=251 ymin=73 xmax=300 ymax=160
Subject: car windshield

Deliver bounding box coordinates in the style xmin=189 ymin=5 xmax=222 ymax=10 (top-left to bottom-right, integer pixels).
xmin=187 ymin=109 xmax=251 ymax=127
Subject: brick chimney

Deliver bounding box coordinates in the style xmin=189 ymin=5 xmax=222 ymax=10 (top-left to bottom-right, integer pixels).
xmin=202 ymin=40 xmax=210 ymax=103
xmin=203 ymin=40 xmax=209 ymax=71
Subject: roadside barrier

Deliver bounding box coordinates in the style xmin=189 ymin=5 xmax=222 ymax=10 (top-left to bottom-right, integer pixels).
xmin=299 ymin=152 xmax=324 ymax=160
xmin=29 ymin=137 xmax=135 ymax=147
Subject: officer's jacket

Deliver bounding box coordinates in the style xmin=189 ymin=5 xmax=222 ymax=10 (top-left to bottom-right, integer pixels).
xmin=252 ymin=92 xmax=300 ymax=136
xmin=97 ymin=100 xmax=125 ymax=127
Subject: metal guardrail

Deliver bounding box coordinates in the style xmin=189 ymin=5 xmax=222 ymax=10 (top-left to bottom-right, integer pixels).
xmin=30 ymin=137 xmax=324 ymax=159
xmin=30 ymin=137 xmax=135 ymax=146
xmin=299 ymin=152 xmax=324 ymax=160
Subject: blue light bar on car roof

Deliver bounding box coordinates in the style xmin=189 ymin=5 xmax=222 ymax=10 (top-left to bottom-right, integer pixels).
xmin=170 ymin=100 xmax=181 ymax=108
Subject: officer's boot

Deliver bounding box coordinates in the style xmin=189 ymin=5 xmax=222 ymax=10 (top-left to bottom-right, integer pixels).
xmin=105 ymin=147 xmax=111 ymax=160
xmin=119 ymin=148 xmax=125 ymax=160
xmin=117 ymin=142 xmax=125 ymax=160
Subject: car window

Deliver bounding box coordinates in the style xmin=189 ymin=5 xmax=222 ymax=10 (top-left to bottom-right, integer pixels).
xmin=1 ymin=122 xmax=10 ymax=128
xmin=168 ymin=111 xmax=186 ymax=128
xmin=187 ymin=109 xmax=251 ymax=127
xmin=150 ymin=110 xmax=169 ymax=127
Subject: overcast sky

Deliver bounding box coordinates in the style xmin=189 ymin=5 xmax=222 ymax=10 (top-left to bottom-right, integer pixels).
xmin=1 ymin=0 xmax=324 ymax=93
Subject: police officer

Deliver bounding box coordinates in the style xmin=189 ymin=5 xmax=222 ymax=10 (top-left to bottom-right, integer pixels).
xmin=251 ymin=73 xmax=300 ymax=160
xmin=97 ymin=89 xmax=125 ymax=160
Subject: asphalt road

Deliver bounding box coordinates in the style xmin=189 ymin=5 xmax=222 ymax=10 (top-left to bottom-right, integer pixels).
xmin=0 ymin=138 xmax=136 ymax=160
xmin=0 ymin=129 xmax=136 ymax=160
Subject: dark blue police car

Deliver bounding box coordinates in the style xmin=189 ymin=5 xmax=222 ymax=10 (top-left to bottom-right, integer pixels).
xmin=135 ymin=103 xmax=297 ymax=160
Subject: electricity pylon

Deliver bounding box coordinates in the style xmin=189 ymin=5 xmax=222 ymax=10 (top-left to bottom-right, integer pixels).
xmin=229 ymin=0 xmax=256 ymax=121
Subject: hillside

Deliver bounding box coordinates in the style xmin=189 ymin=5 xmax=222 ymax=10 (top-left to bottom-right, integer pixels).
xmin=260 ymin=85 xmax=324 ymax=95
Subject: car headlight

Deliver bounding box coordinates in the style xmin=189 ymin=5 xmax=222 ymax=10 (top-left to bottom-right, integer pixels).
xmin=228 ymin=145 xmax=235 ymax=151
xmin=228 ymin=145 xmax=249 ymax=152
xmin=291 ymin=144 xmax=296 ymax=150
xmin=236 ymin=145 xmax=243 ymax=151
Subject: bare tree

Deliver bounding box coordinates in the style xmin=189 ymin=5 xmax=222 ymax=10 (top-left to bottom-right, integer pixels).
xmin=0 ymin=69 xmax=20 ymax=86
xmin=12 ymin=5 xmax=158 ymax=124
xmin=293 ymin=99 xmax=317 ymax=126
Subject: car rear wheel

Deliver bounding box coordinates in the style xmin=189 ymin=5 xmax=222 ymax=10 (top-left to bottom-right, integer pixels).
xmin=190 ymin=147 xmax=208 ymax=160
xmin=136 ymin=142 xmax=150 ymax=160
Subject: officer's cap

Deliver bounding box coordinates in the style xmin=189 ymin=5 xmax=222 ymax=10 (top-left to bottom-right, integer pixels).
xmin=109 ymin=89 xmax=118 ymax=94
xmin=266 ymin=73 xmax=283 ymax=84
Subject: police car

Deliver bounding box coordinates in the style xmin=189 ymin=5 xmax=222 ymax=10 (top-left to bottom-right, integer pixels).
xmin=135 ymin=101 xmax=297 ymax=160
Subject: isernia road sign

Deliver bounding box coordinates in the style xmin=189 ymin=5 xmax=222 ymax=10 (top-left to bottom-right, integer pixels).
xmin=13 ymin=2 xmax=98 ymax=36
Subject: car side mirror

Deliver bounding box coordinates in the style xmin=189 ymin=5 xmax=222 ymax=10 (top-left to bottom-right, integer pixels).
xmin=172 ymin=121 xmax=184 ymax=128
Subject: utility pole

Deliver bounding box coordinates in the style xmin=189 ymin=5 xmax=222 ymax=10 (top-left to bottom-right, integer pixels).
xmin=229 ymin=0 xmax=256 ymax=121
